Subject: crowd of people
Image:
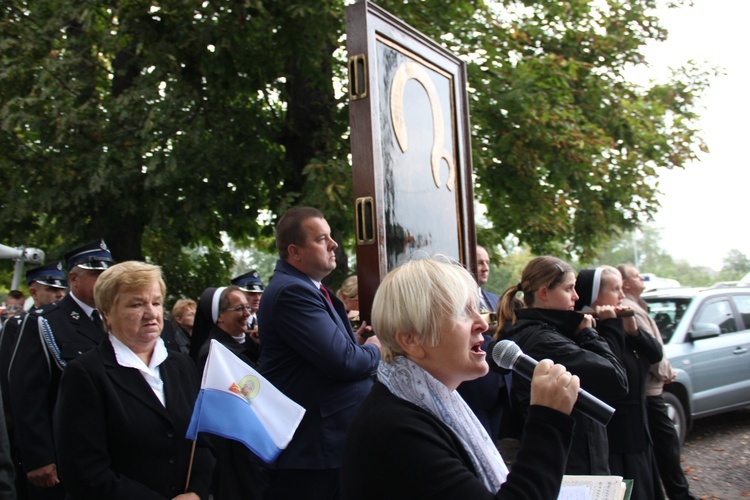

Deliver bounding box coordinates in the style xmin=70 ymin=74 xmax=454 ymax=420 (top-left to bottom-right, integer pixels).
xmin=0 ymin=205 xmax=697 ymax=500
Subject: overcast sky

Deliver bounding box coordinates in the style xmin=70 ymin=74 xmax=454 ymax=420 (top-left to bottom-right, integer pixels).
xmin=634 ymin=0 xmax=750 ymax=271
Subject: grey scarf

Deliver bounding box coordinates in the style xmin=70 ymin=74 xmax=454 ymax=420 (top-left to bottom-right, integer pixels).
xmin=378 ymin=357 xmax=508 ymax=492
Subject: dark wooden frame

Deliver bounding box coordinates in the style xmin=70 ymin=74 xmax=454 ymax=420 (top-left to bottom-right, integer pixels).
xmin=346 ymin=1 xmax=477 ymax=323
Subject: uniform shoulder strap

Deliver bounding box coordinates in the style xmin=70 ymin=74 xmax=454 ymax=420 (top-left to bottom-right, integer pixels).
xmin=38 ymin=315 xmax=67 ymax=372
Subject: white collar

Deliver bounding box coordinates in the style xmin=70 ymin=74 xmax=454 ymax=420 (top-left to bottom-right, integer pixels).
xmin=109 ymin=333 xmax=168 ymax=374
xmin=230 ymin=333 xmax=247 ymax=344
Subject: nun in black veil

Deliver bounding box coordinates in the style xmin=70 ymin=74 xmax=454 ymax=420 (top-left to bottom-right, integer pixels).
xmin=194 ymin=286 xmax=260 ymax=373
xmin=188 ymin=287 xmax=224 ymax=364
xmin=574 ymin=268 xmax=664 ymax=500
xmin=188 ymin=286 xmax=265 ymax=500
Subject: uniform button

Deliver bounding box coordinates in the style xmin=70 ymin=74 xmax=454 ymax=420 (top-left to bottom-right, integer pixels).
xmin=167 ymin=430 xmax=174 ymax=438
xmin=169 ymin=456 xmax=175 ymax=464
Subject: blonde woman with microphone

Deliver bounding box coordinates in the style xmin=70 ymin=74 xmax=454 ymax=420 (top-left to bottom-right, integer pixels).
xmin=341 ymin=257 xmax=581 ymax=499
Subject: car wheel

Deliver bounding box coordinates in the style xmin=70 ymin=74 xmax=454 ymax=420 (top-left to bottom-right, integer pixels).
xmin=663 ymin=391 xmax=688 ymax=445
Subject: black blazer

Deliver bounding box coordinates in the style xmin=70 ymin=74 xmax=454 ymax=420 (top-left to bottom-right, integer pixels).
xmin=0 ymin=311 xmax=26 ymax=423
xmin=8 ymin=294 xmax=104 ymax=471
xmin=53 ymin=339 xmax=214 ymax=499
xmin=341 ymin=382 xmax=575 ymax=500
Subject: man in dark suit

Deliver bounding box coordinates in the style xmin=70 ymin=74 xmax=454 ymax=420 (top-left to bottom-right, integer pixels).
xmin=9 ymin=240 xmax=113 ymax=499
xmin=257 ymin=207 xmax=381 ymax=500
xmin=476 ymin=245 xmax=499 ymax=314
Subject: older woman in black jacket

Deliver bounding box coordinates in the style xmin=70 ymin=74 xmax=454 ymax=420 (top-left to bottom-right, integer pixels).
xmin=54 ymin=261 xmax=214 ymax=499
xmin=341 ymin=257 xmax=581 ymax=499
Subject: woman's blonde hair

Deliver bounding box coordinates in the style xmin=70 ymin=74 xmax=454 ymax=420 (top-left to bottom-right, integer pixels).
xmin=94 ymin=261 xmax=166 ymax=316
xmin=170 ymin=299 xmax=198 ymax=330
xmin=371 ymin=256 xmax=478 ymax=362
xmin=336 ymin=275 xmax=358 ymax=301
xmin=171 ymin=298 xmax=196 ymax=320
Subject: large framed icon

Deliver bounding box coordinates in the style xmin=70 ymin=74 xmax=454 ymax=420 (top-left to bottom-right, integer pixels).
xmin=346 ymin=1 xmax=477 ymax=323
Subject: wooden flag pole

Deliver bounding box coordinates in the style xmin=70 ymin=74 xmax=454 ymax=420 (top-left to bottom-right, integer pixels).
xmin=184 ymin=439 xmax=197 ymax=493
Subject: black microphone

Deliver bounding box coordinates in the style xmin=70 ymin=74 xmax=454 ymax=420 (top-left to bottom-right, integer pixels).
xmin=492 ymin=339 xmax=615 ymax=426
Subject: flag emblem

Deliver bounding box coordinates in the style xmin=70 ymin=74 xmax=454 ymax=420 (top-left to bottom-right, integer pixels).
xmin=229 ymin=375 xmax=260 ymax=401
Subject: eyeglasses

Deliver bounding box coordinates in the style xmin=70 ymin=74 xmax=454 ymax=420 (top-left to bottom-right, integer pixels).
xmin=225 ymin=305 xmax=252 ymax=313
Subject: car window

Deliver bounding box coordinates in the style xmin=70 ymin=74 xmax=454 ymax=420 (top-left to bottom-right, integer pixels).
xmin=693 ymin=299 xmax=737 ymax=335
xmin=731 ymin=294 xmax=750 ymax=330
xmin=645 ymin=298 xmax=691 ymax=342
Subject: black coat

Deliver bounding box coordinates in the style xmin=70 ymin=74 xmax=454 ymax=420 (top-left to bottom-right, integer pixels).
xmin=341 ymin=381 xmax=575 ymax=500
xmin=597 ymin=318 xmax=665 ymax=500
xmin=8 ymin=294 xmax=105 ymax=472
xmin=497 ymin=309 xmax=628 ymax=475
xmin=597 ymin=318 xmax=662 ymax=453
xmin=0 ymin=311 xmax=27 ymax=425
xmin=53 ymin=339 xmax=214 ymax=499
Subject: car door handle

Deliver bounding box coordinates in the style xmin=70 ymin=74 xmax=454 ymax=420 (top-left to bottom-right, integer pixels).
xmin=733 ymin=347 xmax=748 ymax=355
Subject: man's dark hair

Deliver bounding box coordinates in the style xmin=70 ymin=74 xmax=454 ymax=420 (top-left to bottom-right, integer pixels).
xmin=7 ymin=290 xmax=24 ymax=300
xmin=275 ymin=207 xmax=324 ymax=260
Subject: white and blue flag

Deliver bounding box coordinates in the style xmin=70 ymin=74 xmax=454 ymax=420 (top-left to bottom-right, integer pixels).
xmin=186 ymin=340 xmax=305 ymax=463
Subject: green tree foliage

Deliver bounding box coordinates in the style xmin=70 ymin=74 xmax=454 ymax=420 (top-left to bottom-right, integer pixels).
xmin=590 ymin=226 xmax=671 ymax=271
xmin=717 ymin=249 xmax=750 ymax=282
xmin=721 ymin=249 xmax=750 ymax=273
xmin=1 ymin=0 xmax=709 ymax=289
xmin=591 ymin=226 xmax=732 ymax=287
xmin=1 ymin=0 xmax=350 ymax=291
xmin=483 ymin=226 xmax=748 ymax=294
xmin=225 ymin=239 xmax=278 ymax=286
xmin=459 ymin=1 xmax=709 ymax=260
xmin=483 ymin=244 xmax=534 ymax=296
xmin=668 ymin=262 xmax=713 ymax=288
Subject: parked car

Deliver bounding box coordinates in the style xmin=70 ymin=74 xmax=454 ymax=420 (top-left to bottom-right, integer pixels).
xmin=641 ymin=273 xmax=681 ymax=291
xmin=642 ymin=286 xmax=750 ymax=443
